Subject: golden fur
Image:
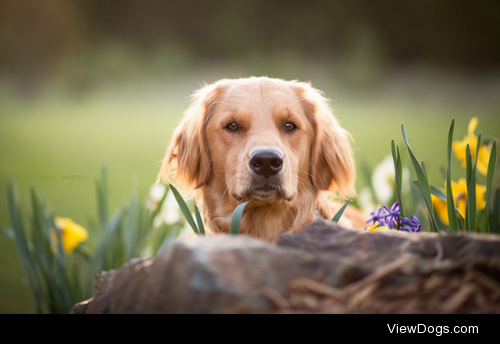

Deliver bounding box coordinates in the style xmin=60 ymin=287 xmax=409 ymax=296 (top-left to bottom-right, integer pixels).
xmin=158 ymin=77 xmax=366 ymax=242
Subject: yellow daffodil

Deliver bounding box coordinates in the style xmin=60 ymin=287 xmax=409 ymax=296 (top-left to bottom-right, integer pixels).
xmin=432 ymin=178 xmax=486 ymax=226
xmin=366 ymin=221 xmax=392 ymax=232
xmin=452 ymin=117 xmax=490 ymax=175
xmin=52 ymin=217 xmax=88 ymax=253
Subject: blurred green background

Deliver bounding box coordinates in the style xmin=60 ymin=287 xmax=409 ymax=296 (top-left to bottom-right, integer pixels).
xmin=1 ymin=0 xmax=499 ymax=313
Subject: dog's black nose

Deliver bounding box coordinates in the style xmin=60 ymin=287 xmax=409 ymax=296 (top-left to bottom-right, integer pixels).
xmin=249 ymin=149 xmax=283 ymax=177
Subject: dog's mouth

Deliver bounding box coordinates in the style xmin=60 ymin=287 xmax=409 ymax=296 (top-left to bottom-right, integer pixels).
xmin=234 ymin=182 xmax=293 ymax=203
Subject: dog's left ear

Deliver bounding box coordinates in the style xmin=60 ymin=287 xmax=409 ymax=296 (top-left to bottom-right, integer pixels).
xmin=293 ymin=82 xmax=356 ymax=198
xmin=157 ymin=82 xmax=225 ymax=191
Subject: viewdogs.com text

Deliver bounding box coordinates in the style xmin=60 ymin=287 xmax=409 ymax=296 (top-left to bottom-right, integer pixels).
xmin=388 ymin=324 xmax=478 ymax=336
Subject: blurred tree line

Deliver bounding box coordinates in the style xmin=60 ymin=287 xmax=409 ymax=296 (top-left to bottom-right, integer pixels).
xmin=1 ymin=0 xmax=499 ymax=92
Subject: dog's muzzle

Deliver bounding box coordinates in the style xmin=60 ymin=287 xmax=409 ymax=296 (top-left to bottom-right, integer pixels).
xmin=237 ymin=148 xmax=291 ymax=202
xmin=248 ymin=149 xmax=283 ymax=177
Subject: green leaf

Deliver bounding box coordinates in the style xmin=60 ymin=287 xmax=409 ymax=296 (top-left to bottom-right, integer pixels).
xmin=446 ymin=118 xmax=460 ymax=231
xmin=391 ymin=140 xmax=405 ymax=219
xmin=473 ymin=135 xmax=482 ymax=231
xmin=492 ymin=188 xmax=500 ymax=234
xmin=0 ymin=227 xmax=14 ymax=239
xmin=230 ymin=201 xmax=254 ymax=235
xmin=194 ymin=202 xmax=205 ymax=235
xmin=430 ymin=184 xmax=447 ymax=201
xmin=485 ymin=141 xmax=497 ymax=204
xmin=7 ymin=180 xmax=45 ymax=313
xmin=94 ymin=205 xmax=126 ymax=272
xmin=168 ymin=184 xmax=199 ymax=235
xmin=482 ymin=208 xmax=490 ymax=234
xmin=401 ymin=124 xmax=439 ymax=232
xmin=465 ymin=144 xmax=477 ymax=232
xmin=96 ymin=166 xmax=108 ymax=230
xmin=483 ymin=140 xmax=497 ymax=233
xmin=421 ymin=160 xmax=428 ymax=180
xmin=456 ymin=209 xmax=465 ymax=230
xmin=466 ymin=134 xmax=482 ymax=233
xmin=125 ymin=184 xmax=138 ymax=261
xmin=332 ymin=198 xmax=351 ymax=223
xmin=418 ymin=181 xmax=462 ymax=217
xmin=464 ymin=145 xmax=471 ymax=231
xmin=106 ymin=206 xmax=126 ymax=235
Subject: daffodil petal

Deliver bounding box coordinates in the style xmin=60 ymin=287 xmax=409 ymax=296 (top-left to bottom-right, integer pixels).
xmin=468 ymin=117 xmax=478 ymax=137
xmin=54 ymin=217 xmax=88 ymax=253
xmin=432 ymin=194 xmax=449 ymax=226
xmin=477 ymin=145 xmax=491 ymax=176
xmin=366 ymin=221 xmax=392 ymax=232
xmin=367 ymin=226 xmax=392 ymax=232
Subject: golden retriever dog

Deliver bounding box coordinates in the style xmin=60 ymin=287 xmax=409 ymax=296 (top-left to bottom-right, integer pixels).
xmin=157 ymin=77 xmax=366 ymax=242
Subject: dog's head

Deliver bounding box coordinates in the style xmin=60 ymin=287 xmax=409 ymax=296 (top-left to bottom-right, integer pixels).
xmin=158 ymin=77 xmax=355 ymax=207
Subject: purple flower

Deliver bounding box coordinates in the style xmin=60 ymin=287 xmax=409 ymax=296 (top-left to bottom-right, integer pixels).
xmin=367 ymin=207 xmax=386 ymax=225
xmin=382 ymin=202 xmax=400 ymax=229
xmin=366 ymin=202 xmax=421 ymax=233
xmin=400 ymin=215 xmax=421 ymax=232
xmin=367 ymin=202 xmax=400 ymax=229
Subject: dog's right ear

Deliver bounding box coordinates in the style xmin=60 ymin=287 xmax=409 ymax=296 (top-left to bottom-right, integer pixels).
xmin=157 ymin=82 xmax=225 ymax=191
xmin=292 ymin=81 xmax=356 ymax=199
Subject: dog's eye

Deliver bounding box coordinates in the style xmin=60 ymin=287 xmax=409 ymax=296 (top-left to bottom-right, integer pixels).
xmin=284 ymin=122 xmax=297 ymax=132
xmin=225 ymin=122 xmax=239 ymax=132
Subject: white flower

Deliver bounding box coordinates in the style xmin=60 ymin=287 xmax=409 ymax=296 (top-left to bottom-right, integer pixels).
xmin=152 ymin=190 xmax=183 ymax=227
xmin=162 ymin=191 xmax=182 ymax=225
xmin=149 ymin=184 xmax=166 ymax=203
xmin=358 ymin=187 xmax=376 ymax=216
xmin=371 ymin=155 xmax=410 ymax=204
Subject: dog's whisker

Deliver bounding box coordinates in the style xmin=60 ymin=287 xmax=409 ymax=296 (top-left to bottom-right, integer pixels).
xmin=297 ymin=182 xmax=315 ymax=201
xmin=306 ymin=162 xmax=322 ymax=192
xmin=221 ymin=174 xmax=238 ymax=200
xmin=296 ymin=171 xmax=317 ymax=199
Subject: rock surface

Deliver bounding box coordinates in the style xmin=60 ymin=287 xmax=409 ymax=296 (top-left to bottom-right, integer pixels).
xmin=71 ymin=220 xmax=500 ymax=314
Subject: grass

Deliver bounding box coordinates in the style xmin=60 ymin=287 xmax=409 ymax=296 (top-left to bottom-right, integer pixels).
xmin=0 ymin=91 xmax=187 ymax=313
xmin=1 ymin=74 xmax=500 ymax=313
xmin=3 ymin=167 xmax=181 ymax=313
